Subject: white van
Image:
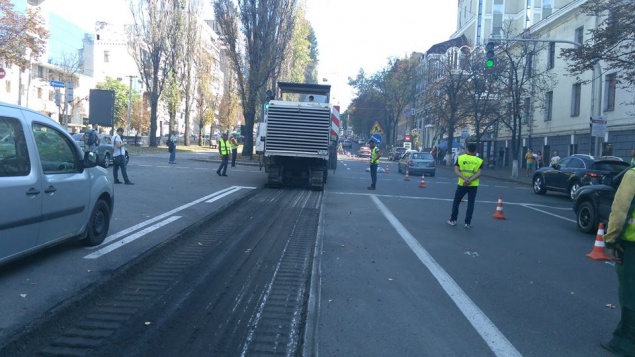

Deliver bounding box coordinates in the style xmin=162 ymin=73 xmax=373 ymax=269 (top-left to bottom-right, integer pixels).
xmin=0 ymin=102 xmax=115 ymax=265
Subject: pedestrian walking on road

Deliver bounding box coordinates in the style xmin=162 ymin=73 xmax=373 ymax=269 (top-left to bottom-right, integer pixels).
xmin=230 ymin=134 xmax=239 ymax=167
xmin=168 ymin=130 xmax=178 ymax=164
xmin=601 ymin=167 xmax=635 ymax=356
xmin=216 ymin=132 xmax=230 ymax=177
xmin=447 ymin=143 xmax=482 ymax=228
xmin=112 ymin=127 xmax=133 ymax=185
xmin=367 ymin=140 xmax=380 ymax=190
xmin=535 ymin=151 xmax=543 ymax=169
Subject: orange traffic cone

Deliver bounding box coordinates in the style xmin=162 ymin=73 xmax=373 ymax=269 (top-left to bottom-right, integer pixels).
xmin=492 ymin=195 xmax=507 ymax=220
xmin=404 ymin=167 xmax=410 ymax=181
xmin=418 ymin=173 xmax=427 ymax=188
xmin=385 ymin=165 xmax=390 ymax=174
xmin=586 ymin=223 xmax=611 ymax=261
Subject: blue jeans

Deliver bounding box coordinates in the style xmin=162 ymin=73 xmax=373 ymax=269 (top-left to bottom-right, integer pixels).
xmin=113 ymin=155 xmax=130 ymax=183
xmin=450 ymin=185 xmax=478 ymax=224
xmin=370 ymin=163 xmax=378 ymax=188
xmin=169 ymin=148 xmax=176 ymax=163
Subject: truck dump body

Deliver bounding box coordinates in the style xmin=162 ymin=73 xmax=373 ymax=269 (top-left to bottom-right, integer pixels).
xmin=264 ymin=101 xmax=331 ymax=158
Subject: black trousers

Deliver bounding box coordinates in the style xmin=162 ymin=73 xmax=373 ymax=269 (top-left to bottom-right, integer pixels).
xmin=450 ymin=185 xmax=478 ymax=224
xmin=113 ymin=155 xmax=130 ymax=183
xmin=217 ymin=155 xmax=229 ymax=175
xmin=231 ymin=149 xmax=237 ymax=167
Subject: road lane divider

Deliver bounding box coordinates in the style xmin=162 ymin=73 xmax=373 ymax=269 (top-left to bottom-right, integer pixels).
xmin=84 ymin=216 xmax=181 ymax=259
xmin=370 ymin=195 xmax=522 ymax=357
xmin=92 ymin=186 xmax=254 ymax=248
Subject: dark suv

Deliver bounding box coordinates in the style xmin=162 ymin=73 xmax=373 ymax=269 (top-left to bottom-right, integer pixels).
xmin=572 ymin=166 xmax=632 ymax=233
xmin=532 ymin=154 xmax=629 ymax=200
xmin=388 ymin=147 xmax=406 ymax=161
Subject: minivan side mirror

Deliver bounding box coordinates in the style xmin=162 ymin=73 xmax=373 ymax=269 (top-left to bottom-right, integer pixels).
xmin=84 ymin=151 xmax=98 ymax=169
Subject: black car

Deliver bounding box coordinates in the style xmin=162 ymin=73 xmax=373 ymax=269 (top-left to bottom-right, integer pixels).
xmin=572 ymin=166 xmax=632 ymax=233
xmin=388 ymin=147 xmax=406 ymax=161
xmin=532 ymin=154 xmax=629 ymax=200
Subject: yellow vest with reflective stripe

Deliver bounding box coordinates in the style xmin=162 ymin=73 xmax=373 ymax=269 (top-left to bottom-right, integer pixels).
xmin=220 ymin=139 xmax=230 ymax=155
xmin=370 ymin=146 xmax=379 ymax=164
xmin=457 ymin=154 xmax=483 ymax=186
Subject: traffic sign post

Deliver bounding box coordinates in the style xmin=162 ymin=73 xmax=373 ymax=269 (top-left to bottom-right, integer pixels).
xmin=370 ymin=133 xmax=382 ymax=146
xmin=0 ymin=68 xmax=6 ymax=79
xmin=50 ymin=80 xmax=65 ymax=88
xmin=370 ymin=121 xmax=384 ymax=135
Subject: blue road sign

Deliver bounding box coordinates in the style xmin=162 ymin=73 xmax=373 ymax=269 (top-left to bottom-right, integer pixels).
xmin=50 ymin=80 xmax=64 ymax=88
xmin=370 ymin=133 xmax=382 ymax=146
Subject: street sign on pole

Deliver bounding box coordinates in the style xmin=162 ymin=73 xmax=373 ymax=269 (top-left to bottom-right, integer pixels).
xmin=370 ymin=133 xmax=382 ymax=146
xmin=50 ymin=80 xmax=64 ymax=88
xmin=370 ymin=121 xmax=384 ymax=135
xmin=591 ymin=117 xmax=607 ymax=138
xmin=0 ymin=68 xmax=6 ymax=79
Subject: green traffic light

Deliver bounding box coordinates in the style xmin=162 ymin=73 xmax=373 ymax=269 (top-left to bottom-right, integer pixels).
xmin=486 ymin=59 xmax=495 ymax=68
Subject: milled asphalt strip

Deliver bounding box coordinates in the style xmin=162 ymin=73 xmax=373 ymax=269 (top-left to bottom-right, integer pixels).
xmin=370 ymin=195 xmax=523 ymax=357
xmin=92 ymin=186 xmax=250 ymax=247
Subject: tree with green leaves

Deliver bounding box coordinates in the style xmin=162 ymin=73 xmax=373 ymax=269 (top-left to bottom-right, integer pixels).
xmin=0 ymin=0 xmax=48 ymax=70
xmin=348 ymin=69 xmax=388 ymax=142
xmin=561 ymin=0 xmax=635 ymax=88
xmin=213 ymin=0 xmax=298 ymax=158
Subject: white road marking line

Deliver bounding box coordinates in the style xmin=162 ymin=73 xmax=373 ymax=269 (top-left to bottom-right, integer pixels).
xmin=522 ymin=204 xmax=576 ymax=222
xmin=206 ymin=187 xmax=241 ymax=202
xmin=370 ymin=195 xmax=522 ymax=357
xmin=84 ymin=216 xmax=181 ymax=259
xmin=92 ymin=186 xmax=246 ymax=247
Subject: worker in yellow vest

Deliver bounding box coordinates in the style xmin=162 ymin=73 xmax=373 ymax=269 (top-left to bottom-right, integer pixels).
xmin=230 ymin=134 xmax=239 ymax=167
xmin=216 ymin=132 xmax=230 ymax=176
xmin=367 ymin=140 xmax=380 ymax=190
xmin=602 ymin=167 xmax=635 ymax=356
xmin=447 ymin=143 xmax=482 ymax=228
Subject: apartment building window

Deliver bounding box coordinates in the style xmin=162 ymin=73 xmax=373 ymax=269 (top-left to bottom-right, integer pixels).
xmin=104 ymin=50 xmax=110 ymax=63
xmin=492 ymin=0 xmax=503 ymax=37
xmin=5 ymin=81 xmax=10 ymax=93
xmin=37 ymin=66 xmax=44 ymax=78
xmin=545 ymin=91 xmax=553 ymax=121
xmin=522 ymin=98 xmax=531 ymax=124
xmin=543 ymin=0 xmax=553 ymax=18
xmin=525 ymin=53 xmax=534 ymax=78
xmin=547 ymin=42 xmax=555 ymax=70
xmin=571 ymin=83 xmax=581 ymax=117
xmin=574 ymin=26 xmax=583 ymax=48
xmin=37 ymin=87 xmax=42 ymax=99
xmin=604 ymin=73 xmax=616 ymax=112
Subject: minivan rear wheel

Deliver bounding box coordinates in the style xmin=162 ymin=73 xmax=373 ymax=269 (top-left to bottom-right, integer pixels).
xmin=82 ymin=199 xmax=110 ymax=246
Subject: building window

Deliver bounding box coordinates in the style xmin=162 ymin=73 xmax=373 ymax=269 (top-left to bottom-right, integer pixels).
xmin=522 ymin=97 xmax=531 ymax=124
xmin=547 ymin=42 xmax=555 ymax=69
xmin=545 ymin=91 xmax=553 ymax=121
xmin=604 ymin=73 xmax=616 ymax=112
xmin=543 ymin=0 xmax=553 ymax=18
xmin=49 ymin=90 xmax=54 ymax=101
xmin=37 ymin=87 xmax=42 ymax=99
xmin=574 ymin=26 xmax=583 ymax=48
xmin=104 ymin=50 xmax=110 ymax=63
xmin=526 ymin=53 xmax=533 ymax=78
xmin=37 ymin=66 xmax=44 ymax=78
xmin=571 ymin=83 xmax=581 ymax=117
xmin=492 ymin=0 xmax=503 ymax=37
xmin=5 ymin=81 xmax=10 ymax=93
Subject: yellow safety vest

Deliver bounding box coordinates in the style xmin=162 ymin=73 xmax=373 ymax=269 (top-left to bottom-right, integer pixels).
xmin=623 ymin=168 xmax=635 ymax=241
xmin=370 ymin=146 xmax=379 ymax=165
xmin=456 ymin=154 xmax=483 ymax=186
xmin=230 ymin=138 xmax=238 ymax=150
xmin=220 ymin=139 xmax=230 ymax=155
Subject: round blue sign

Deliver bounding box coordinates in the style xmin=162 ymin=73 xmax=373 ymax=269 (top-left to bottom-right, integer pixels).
xmin=370 ymin=134 xmax=382 ymax=145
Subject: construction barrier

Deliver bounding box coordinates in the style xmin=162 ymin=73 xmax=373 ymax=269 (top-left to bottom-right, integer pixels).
xmin=586 ymin=223 xmax=611 ymax=261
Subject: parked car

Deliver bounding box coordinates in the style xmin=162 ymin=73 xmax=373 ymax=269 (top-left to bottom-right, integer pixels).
xmin=572 ymin=166 xmax=631 ymax=233
xmin=357 ymin=146 xmax=372 ymax=158
xmin=342 ymin=140 xmax=352 ymax=148
xmin=532 ymin=154 xmax=629 ymax=200
xmin=398 ymin=151 xmax=436 ymax=177
xmin=388 ymin=147 xmax=407 ymax=161
xmin=73 ymin=133 xmax=129 ymax=167
xmin=0 ymin=101 xmax=115 ymax=265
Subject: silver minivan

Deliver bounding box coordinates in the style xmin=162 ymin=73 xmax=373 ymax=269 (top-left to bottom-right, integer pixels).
xmin=0 ymin=102 xmax=115 ymax=265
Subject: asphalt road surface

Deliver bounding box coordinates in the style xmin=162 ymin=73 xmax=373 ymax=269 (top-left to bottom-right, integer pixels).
xmin=0 ymin=152 xmax=621 ymax=356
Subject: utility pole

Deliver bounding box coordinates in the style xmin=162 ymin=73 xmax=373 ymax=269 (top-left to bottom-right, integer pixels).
xmin=126 ymin=76 xmax=136 ymax=135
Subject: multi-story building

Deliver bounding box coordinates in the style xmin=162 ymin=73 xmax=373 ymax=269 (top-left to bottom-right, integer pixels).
xmin=418 ymin=0 xmax=634 ymax=162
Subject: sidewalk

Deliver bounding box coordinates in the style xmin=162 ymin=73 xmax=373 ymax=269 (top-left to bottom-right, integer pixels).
xmin=436 ymin=163 xmax=533 ymax=186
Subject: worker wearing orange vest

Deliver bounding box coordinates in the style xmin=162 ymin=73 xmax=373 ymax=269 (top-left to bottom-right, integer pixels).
xmin=216 ymin=132 xmax=230 ymax=177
